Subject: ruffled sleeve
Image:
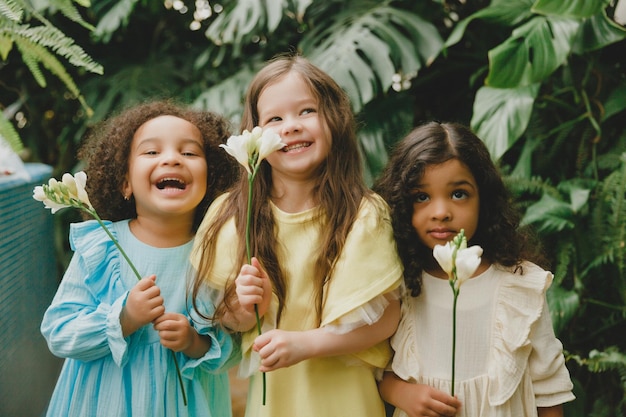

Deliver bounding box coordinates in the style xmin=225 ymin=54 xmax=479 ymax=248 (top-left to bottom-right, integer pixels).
xmin=319 ymin=195 xmax=403 ymax=368
xmin=181 ymin=292 xmax=241 ymax=378
xmin=389 ymin=283 xmax=421 ymax=381
xmin=40 ymin=220 xmax=131 ymax=365
xmin=488 ymin=262 xmax=554 ymax=405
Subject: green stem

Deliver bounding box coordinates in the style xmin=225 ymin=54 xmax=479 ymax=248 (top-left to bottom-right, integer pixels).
xmin=451 ymin=289 xmax=458 ymax=397
xmin=246 ymin=174 xmax=266 ymax=406
xmin=84 ymin=207 xmax=188 ymax=406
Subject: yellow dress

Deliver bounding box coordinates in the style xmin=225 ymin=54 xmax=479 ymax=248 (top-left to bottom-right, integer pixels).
xmin=192 ymin=193 xmax=403 ymax=417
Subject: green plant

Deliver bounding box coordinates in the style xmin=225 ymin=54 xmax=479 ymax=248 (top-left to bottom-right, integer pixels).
xmin=0 ymin=0 xmax=103 ymax=152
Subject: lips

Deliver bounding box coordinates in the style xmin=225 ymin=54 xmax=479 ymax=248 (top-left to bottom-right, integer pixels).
xmin=429 ymin=228 xmax=456 ymax=240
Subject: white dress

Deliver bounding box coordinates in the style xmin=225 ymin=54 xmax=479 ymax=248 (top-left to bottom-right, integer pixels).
xmin=390 ymin=262 xmax=575 ymax=417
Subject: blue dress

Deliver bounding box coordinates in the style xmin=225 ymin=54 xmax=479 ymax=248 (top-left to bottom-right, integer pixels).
xmin=41 ymin=220 xmax=237 ymax=417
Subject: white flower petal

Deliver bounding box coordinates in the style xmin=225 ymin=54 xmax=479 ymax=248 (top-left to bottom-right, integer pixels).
xmin=257 ymin=129 xmax=285 ymax=164
xmin=433 ymin=242 xmax=455 ymax=276
xmin=454 ymin=245 xmax=483 ymax=286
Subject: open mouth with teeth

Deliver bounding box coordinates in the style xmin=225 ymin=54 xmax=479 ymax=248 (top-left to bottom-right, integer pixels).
xmin=282 ymin=142 xmax=311 ymax=152
xmin=156 ymin=178 xmax=187 ymax=190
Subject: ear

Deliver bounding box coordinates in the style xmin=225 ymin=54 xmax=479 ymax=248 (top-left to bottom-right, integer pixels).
xmin=121 ymin=176 xmax=132 ymax=199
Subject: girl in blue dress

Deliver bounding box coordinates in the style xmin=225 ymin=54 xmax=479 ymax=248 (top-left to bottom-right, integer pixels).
xmin=40 ymin=100 xmax=239 ymax=417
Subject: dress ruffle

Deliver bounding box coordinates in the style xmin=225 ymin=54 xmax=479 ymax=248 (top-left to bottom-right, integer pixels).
xmin=70 ymin=220 xmax=130 ymax=305
xmin=391 ymin=262 xmax=552 ymax=406
xmin=488 ymin=262 xmax=551 ymax=405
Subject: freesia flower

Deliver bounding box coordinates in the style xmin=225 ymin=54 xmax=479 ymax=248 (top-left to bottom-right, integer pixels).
xmin=221 ymin=126 xmax=284 ymax=405
xmin=34 ymin=171 xmax=188 ymax=406
xmin=433 ymin=229 xmax=483 ymax=396
xmin=220 ymin=126 xmax=285 ymax=176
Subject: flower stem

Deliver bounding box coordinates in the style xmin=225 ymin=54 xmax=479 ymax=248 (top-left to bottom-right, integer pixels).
xmin=86 ymin=207 xmax=188 ymax=406
xmin=246 ymin=174 xmax=266 ymax=406
xmin=451 ymin=289 xmax=458 ymax=397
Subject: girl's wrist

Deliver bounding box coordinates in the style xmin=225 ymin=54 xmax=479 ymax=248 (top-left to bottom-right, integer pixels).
xmin=183 ymin=330 xmax=211 ymax=358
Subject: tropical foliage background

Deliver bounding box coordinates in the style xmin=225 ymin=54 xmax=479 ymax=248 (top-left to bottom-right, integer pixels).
xmin=2 ymin=0 xmax=626 ymax=414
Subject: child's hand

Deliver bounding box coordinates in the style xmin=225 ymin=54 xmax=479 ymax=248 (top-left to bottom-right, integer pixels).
xmin=154 ymin=313 xmax=212 ymax=358
xmin=235 ymin=257 xmax=272 ymax=319
xmin=252 ymin=329 xmax=310 ymax=372
xmin=395 ymin=383 xmax=461 ymax=417
xmin=153 ymin=313 xmax=194 ymax=351
xmin=120 ymin=275 xmax=165 ymax=336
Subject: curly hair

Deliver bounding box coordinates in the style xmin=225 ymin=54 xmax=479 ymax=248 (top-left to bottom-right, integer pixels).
xmin=77 ymin=99 xmax=239 ymax=230
xmin=374 ymin=121 xmax=538 ymax=297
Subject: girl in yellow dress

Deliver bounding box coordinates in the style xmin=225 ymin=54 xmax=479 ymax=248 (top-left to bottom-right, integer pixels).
xmin=191 ymin=54 xmax=403 ymax=417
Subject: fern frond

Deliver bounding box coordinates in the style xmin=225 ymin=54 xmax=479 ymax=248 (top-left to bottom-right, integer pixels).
xmin=0 ymin=0 xmax=23 ymax=22
xmin=14 ymin=36 xmax=82 ymax=98
xmin=9 ymin=24 xmax=102 ymax=74
xmin=0 ymin=112 xmax=23 ymax=153
xmin=46 ymin=0 xmax=95 ymax=31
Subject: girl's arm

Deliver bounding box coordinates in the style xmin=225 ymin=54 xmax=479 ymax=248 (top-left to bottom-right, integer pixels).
xmin=378 ymin=372 xmax=461 ymax=417
xmin=252 ymin=296 xmax=400 ymax=371
xmin=537 ymin=405 xmax=563 ymax=417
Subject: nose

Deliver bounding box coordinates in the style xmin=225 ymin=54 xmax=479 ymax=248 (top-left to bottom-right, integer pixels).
xmin=280 ymin=117 xmax=302 ymax=136
xmin=431 ymin=199 xmax=451 ymax=221
xmin=161 ymin=149 xmax=181 ymax=165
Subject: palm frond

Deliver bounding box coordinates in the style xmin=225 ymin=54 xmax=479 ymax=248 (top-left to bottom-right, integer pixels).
xmin=301 ymin=5 xmax=443 ymax=112
xmin=92 ymin=0 xmax=139 ymax=43
xmin=192 ymin=65 xmax=258 ymax=127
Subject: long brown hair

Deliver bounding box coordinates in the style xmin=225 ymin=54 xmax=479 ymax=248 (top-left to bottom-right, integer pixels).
xmin=192 ymin=54 xmax=371 ymax=326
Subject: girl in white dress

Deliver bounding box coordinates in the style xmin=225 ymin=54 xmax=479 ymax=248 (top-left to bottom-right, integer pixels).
xmin=374 ymin=122 xmax=575 ymax=417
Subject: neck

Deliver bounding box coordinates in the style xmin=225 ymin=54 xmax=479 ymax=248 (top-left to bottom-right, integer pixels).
xmin=270 ymin=176 xmax=317 ymax=213
xmin=129 ymin=216 xmax=194 ymax=247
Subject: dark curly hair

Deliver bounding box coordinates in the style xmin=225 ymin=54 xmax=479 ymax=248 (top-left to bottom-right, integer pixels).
xmin=77 ymin=99 xmax=239 ymax=230
xmin=374 ymin=121 xmax=539 ymax=297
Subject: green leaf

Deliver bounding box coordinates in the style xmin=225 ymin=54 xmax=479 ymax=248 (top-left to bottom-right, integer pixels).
xmin=470 ymin=84 xmax=539 ymax=161
xmin=531 ymin=0 xmax=610 ymax=19
xmin=486 ymin=16 xmax=580 ymax=88
xmin=521 ymin=192 xmax=576 ymax=232
xmin=302 ymin=5 xmax=443 ymax=112
xmin=204 ymin=0 xmax=288 ymax=46
xmin=445 ymin=0 xmax=535 ymax=48
xmin=0 ymin=0 xmax=24 ymax=21
xmin=193 ymin=65 xmax=258 ymax=126
xmin=546 ymin=284 xmax=580 ymax=336
xmin=0 ymin=112 xmax=23 ymax=153
xmin=602 ymin=82 xmax=626 ymax=121
xmin=0 ymin=32 xmax=13 ymax=60
xmin=92 ymin=0 xmax=139 ymax=43
xmin=571 ymin=9 xmax=626 ymax=54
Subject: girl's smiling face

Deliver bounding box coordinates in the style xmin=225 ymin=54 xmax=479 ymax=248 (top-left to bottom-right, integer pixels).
xmin=123 ymin=115 xmax=207 ymax=222
xmin=410 ymin=158 xmax=480 ymax=250
xmin=257 ymin=72 xmax=332 ymax=182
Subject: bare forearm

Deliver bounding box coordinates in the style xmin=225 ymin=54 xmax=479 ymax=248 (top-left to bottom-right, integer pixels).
xmin=183 ymin=332 xmax=212 ymax=359
xmin=303 ymin=298 xmax=400 ymax=358
xmin=538 ymin=405 xmax=563 ymax=417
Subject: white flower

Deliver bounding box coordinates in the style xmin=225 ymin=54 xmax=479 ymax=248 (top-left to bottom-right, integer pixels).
xmin=453 ymin=245 xmax=483 ymax=289
xmin=220 ymin=126 xmax=285 ymax=176
xmin=432 ymin=229 xmax=483 ymax=289
xmin=33 ymin=172 xmax=93 ymax=213
xmin=256 ymin=127 xmax=284 ymax=165
xmin=433 ymin=241 xmax=456 ymax=277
